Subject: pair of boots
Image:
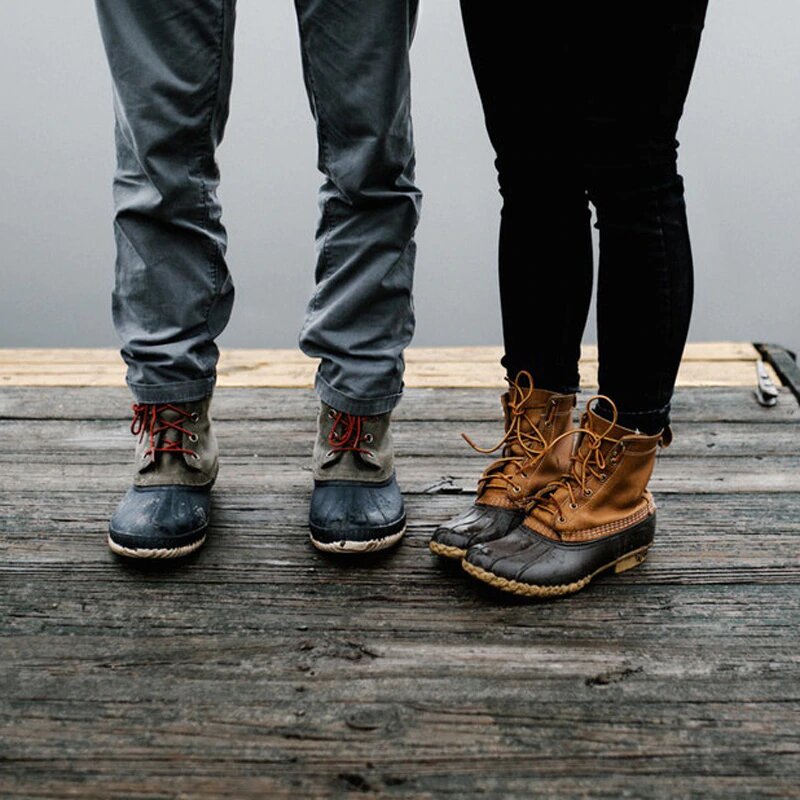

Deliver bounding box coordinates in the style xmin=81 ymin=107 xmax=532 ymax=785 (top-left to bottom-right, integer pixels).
xmin=430 ymin=374 xmax=671 ymax=597
xmin=108 ymin=377 xmax=670 ymax=600
xmin=108 ymin=399 xmax=406 ymax=558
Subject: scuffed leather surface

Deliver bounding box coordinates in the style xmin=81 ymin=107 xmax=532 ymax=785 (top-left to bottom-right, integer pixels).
xmin=479 ymin=388 xmax=576 ymax=509
xmin=431 ymin=504 xmax=523 ymax=552
xmin=309 ymin=474 xmax=405 ymax=543
xmin=109 ymin=485 xmax=211 ymax=549
xmin=465 ymin=514 xmax=656 ymax=587
xmin=525 ymin=406 xmax=667 ymax=538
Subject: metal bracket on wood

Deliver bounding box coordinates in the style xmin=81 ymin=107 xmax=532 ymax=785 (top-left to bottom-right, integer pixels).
xmin=754 ymin=342 xmax=800 ymax=407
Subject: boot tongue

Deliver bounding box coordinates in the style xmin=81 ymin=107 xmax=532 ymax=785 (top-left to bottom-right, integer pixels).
xmin=500 ymin=387 xmax=552 ymax=458
xmin=477 ymin=388 xmax=553 ymax=504
xmin=137 ymin=404 xmax=192 ymax=471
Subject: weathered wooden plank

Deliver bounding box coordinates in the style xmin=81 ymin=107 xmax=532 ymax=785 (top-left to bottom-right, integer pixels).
xmin=0 ymin=418 xmax=796 ymax=460
xmin=1 ymin=454 xmax=798 ymax=494
xmin=2 ymin=387 xmax=796 ymax=423
xmin=2 ymin=492 xmax=799 ymax=587
xmin=1 ymin=383 xmax=797 ymax=800
xmin=0 ymin=343 xmax=780 ymax=388
xmin=0 ymin=341 xmax=761 ymax=366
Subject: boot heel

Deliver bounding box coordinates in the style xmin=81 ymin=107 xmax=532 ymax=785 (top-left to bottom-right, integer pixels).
xmin=614 ymin=547 xmax=649 ymax=574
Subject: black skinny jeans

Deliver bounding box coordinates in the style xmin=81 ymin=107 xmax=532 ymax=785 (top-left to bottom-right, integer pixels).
xmin=461 ymin=2 xmax=708 ymax=433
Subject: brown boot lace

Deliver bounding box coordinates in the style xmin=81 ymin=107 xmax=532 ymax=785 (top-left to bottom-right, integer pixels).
xmin=524 ymin=395 xmax=624 ymax=532
xmin=131 ymin=403 xmax=199 ymax=462
xmin=461 ymin=372 xmax=552 ymax=499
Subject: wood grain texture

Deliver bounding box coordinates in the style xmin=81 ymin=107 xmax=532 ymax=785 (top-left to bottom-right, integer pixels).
xmin=0 ymin=343 xmax=782 ymax=388
xmin=1 ymin=386 xmax=798 ymax=799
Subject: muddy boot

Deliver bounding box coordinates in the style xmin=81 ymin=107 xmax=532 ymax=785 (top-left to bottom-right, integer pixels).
xmin=309 ymin=403 xmax=405 ymax=554
xmin=429 ymin=373 xmax=576 ymax=560
xmin=108 ymin=397 xmax=218 ymax=558
xmin=462 ymin=396 xmax=672 ymax=597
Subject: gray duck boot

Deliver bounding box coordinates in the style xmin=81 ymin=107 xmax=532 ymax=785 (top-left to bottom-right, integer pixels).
xmin=309 ymin=403 xmax=405 ymax=554
xmin=108 ymin=397 xmax=218 ymax=558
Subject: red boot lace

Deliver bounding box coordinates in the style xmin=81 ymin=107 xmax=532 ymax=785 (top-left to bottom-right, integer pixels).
xmin=326 ymin=410 xmax=374 ymax=456
xmin=131 ymin=403 xmax=198 ymax=461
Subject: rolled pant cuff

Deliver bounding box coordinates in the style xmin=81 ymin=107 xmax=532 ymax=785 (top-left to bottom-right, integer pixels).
xmin=315 ymin=372 xmax=402 ymax=416
xmin=127 ymin=375 xmax=216 ymax=405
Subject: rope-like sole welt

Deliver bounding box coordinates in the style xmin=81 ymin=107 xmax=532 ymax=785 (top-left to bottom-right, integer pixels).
xmin=461 ymin=545 xmax=650 ymax=598
xmin=107 ymin=534 xmax=206 ymax=559
xmin=309 ymin=526 xmax=405 ymax=554
xmin=428 ymin=540 xmax=467 ymax=560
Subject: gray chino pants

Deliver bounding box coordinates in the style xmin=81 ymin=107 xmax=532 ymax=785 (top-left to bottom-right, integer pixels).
xmin=95 ymin=0 xmax=421 ymax=415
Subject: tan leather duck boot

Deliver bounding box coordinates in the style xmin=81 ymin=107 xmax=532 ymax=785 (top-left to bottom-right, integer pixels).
xmin=462 ymin=396 xmax=672 ymax=597
xmin=429 ymin=373 xmax=575 ymax=559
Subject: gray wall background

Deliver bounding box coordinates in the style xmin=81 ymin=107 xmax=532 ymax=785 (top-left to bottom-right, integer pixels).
xmin=1 ymin=2 xmax=797 ymax=354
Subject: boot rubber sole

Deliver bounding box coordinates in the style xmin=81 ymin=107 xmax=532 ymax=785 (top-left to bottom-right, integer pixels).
xmin=107 ymin=534 xmax=206 ymax=560
xmin=429 ymin=540 xmax=467 ymax=560
xmin=461 ymin=544 xmax=650 ymax=598
xmin=309 ymin=526 xmax=405 ymax=554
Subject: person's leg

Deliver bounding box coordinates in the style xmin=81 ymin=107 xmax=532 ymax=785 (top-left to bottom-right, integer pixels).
xmin=587 ymin=2 xmax=708 ymax=434
xmin=459 ymin=1 xmax=593 ymax=396
xmin=95 ymin=0 xmax=236 ymax=557
xmin=295 ymin=0 xmax=421 ymax=417
xmin=431 ymin=4 xmax=586 ymax=559
xmin=95 ymin=0 xmax=236 ymax=404
xmin=461 ymin=4 xmax=708 ymax=597
xmin=294 ymin=0 xmax=420 ymax=553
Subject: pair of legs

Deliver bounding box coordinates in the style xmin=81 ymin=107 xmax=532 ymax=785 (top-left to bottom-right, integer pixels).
xmin=431 ymin=3 xmax=708 ymax=596
xmin=95 ymin=0 xmax=420 ymax=415
xmin=97 ymin=1 xmax=419 ymax=557
xmin=461 ymin=1 xmax=708 ymax=433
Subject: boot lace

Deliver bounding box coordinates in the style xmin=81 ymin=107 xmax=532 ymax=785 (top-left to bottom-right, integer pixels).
xmin=326 ymin=410 xmax=374 ymax=457
xmin=131 ymin=403 xmax=198 ymax=461
xmin=525 ymin=395 xmax=621 ymax=528
xmin=461 ymin=372 xmax=550 ymax=497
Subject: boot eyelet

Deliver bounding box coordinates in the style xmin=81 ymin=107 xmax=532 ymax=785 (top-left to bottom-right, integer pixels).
xmin=584 ymin=489 xmax=593 ymax=497
xmin=326 ymin=450 xmax=335 ymax=458
xmin=189 ymin=433 xmax=199 ymax=443
xmin=569 ymin=502 xmax=578 ymax=509
xmin=190 ymin=413 xmax=200 ymax=423
xmin=599 ymin=473 xmax=607 ymax=481
xmin=558 ymin=515 xmax=566 ymax=523
xmin=192 ymin=454 xmax=200 ymax=461
xmin=512 ymin=486 xmax=521 ymax=494
xmin=363 ymin=433 xmax=374 ymax=443
xmin=141 ymin=453 xmax=149 ymax=461
xmin=365 ymin=452 xmax=374 ymax=458
xmin=327 ymin=409 xmax=336 ymax=420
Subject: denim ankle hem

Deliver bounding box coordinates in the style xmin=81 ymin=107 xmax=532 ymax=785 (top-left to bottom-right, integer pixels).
xmin=315 ymin=372 xmax=403 ymax=416
xmin=127 ymin=375 xmax=216 ymax=405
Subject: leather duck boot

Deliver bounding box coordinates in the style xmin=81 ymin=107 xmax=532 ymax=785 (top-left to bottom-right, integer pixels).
xmin=429 ymin=372 xmax=576 ymax=560
xmin=462 ymin=396 xmax=672 ymax=597
xmin=309 ymin=403 xmax=405 ymax=554
xmin=108 ymin=397 xmax=218 ymax=558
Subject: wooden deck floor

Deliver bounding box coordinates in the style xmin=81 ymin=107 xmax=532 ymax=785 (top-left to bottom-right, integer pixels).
xmin=2 ymin=375 xmax=800 ymax=796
